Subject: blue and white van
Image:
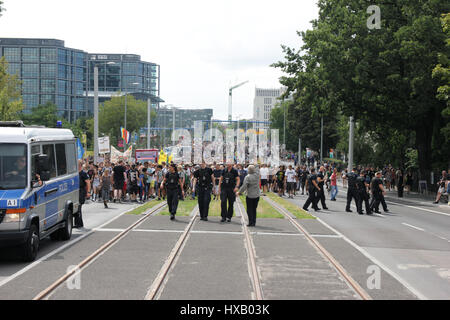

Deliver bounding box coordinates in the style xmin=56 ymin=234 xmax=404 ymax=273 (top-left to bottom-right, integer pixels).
xmin=0 ymin=121 xmax=79 ymax=261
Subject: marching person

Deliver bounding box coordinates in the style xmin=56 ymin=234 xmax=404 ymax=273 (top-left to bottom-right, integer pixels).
xmin=193 ymin=161 xmax=214 ymax=221
xmin=285 ymin=165 xmax=297 ymax=199
xmin=219 ymin=163 xmax=240 ymax=223
xmin=237 ymin=165 xmax=261 ymax=227
xmin=161 ymin=164 xmax=184 ymax=220
xmin=370 ymin=171 xmax=388 ymax=213
xmin=303 ymin=167 xmax=321 ymax=212
xmin=101 ymin=169 xmax=112 ymax=209
xmin=345 ymin=167 xmax=361 ymax=213
xmin=316 ymin=166 xmax=329 ymax=209
xmin=357 ymin=171 xmax=372 ymax=215
xmin=74 ymin=163 xmax=90 ymax=229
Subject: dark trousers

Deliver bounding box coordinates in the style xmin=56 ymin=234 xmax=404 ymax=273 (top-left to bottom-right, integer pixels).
xmin=317 ymin=187 xmax=327 ymax=208
xmin=167 ymin=188 xmax=179 ymax=215
xmin=75 ymin=190 xmax=85 ymax=227
xmin=370 ymin=194 xmax=388 ymax=212
xmin=358 ymin=191 xmax=371 ymax=214
xmin=221 ymin=188 xmax=235 ymax=219
xmin=198 ymin=187 xmax=212 ymax=218
xmin=246 ymin=197 xmax=259 ymax=225
xmin=301 ymin=181 xmax=306 ymax=194
xmin=397 ymin=184 xmax=404 ymax=198
xmin=346 ymin=188 xmax=361 ymax=212
xmin=303 ymin=188 xmax=319 ymax=210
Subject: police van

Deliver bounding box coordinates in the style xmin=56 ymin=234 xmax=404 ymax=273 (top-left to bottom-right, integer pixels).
xmin=0 ymin=121 xmax=79 ymax=261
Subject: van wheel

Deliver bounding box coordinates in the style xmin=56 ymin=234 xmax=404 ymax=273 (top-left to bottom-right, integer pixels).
xmin=59 ymin=210 xmax=73 ymax=241
xmin=22 ymin=224 xmax=39 ymax=262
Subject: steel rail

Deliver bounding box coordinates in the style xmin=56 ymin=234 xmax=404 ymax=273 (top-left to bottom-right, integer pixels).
xmin=236 ymin=198 xmax=264 ymax=300
xmin=144 ymin=210 xmax=199 ymax=300
xmin=263 ymin=196 xmax=372 ymax=301
xmin=33 ymin=201 xmax=167 ymax=300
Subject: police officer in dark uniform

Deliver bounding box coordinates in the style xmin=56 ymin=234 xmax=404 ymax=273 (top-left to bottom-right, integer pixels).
xmin=316 ymin=166 xmax=329 ymax=210
xmin=345 ymin=168 xmax=361 ymax=213
xmin=303 ymin=167 xmax=321 ymax=211
xmin=357 ymin=171 xmax=372 ymax=215
xmin=75 ymin=164 xmax=90 ymax=228
xmin=161 ymin=164 xmax=184 ymax=220
xmin=219 ymin=163 xmax=240 ymax=222
xmin=370 ymin=171 xmax=388 ymax=213
xmin=193 ymin=162 xmax=214 ymax=221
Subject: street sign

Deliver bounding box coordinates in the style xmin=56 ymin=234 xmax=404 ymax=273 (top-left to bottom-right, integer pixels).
xmin=98 ymin=136 xmax=110 ymax=154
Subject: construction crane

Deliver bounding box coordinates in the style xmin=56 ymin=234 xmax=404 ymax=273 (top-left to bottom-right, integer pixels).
xmin=228 ymin=80 xmax=249 ymax=122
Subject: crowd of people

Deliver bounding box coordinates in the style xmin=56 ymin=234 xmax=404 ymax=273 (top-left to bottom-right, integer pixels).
xmin=73 ymin=157 xmax=449 ymax=228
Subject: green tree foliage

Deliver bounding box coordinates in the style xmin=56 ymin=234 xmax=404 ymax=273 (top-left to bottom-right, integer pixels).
xmin=20 ymin=102 xmax=61 ymax=127
xmin=0 ymin=1 xmax=4 ymax=17
xmin=273 ymin=0 xmax=449 ymax=180
xmin=99 ymin=94 xmax=156 ymax=147
xmin=432 ymin=13 xmax=450 ymax=142
xmin=0 ymin=57 xmax=23 ymax=121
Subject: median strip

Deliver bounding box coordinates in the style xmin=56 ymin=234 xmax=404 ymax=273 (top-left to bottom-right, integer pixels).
xmin=265 ymin=192 xmax=315 ymax=219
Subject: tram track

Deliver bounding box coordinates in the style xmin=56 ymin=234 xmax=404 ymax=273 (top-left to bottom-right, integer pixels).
xmin=235 ymin=198 xmax=264 ymax=300
xmin=32 ymin=201 xmax=168 ymax=300
xmin=262 ymin=195 xmax=372 ymax=300
xmin=145 ymin=208 xmax=199 ymax=300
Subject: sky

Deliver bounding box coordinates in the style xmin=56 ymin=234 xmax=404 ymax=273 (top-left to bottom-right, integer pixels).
xmin=0 ymin=0 xmax=319 ymax=120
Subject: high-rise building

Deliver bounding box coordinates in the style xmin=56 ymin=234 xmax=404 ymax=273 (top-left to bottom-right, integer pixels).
xmin=86 ymin=53 xmax=162 ymax=113
xmin=156 ymin=106 xmax=213 ymax=130
xmin=253 ymin=87 xmax=285 ymax=130
xmin=0 ymin=38 xmax=88 ymax=122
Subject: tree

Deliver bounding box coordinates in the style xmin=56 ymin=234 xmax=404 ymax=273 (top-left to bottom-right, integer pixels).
xmin=0 ymin=1 xmax=4 ymax=17
xmin=0 ymin=57 xmax=23 ymax=121
xmin=20 ymin=102 xmax=61 ymax=127
xmin=99 ymin=94 xmax=156 ymax=147
xmin=273 ymin=0 xmax=449 ymax=181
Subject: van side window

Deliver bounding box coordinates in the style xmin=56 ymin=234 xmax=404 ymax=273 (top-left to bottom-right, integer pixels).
xmin=65 ymin=143 xmax=77 ymax=174
xmin=42 ymin=144 xmax=57 ymax=179
xmin=31 ymin=144 xmax=40 ymax=182
xmin=55 ymin=144 xmax=67 ymax=176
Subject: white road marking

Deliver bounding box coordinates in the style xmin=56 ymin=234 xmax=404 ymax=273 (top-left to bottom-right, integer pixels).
xmin=251 ymin=232 xmax=303 ymax=236
xmin=0 ymin=204 xmax=140 ymax=289
xmin=311 ymin=234 xmax=343 ymax=238
xmin=313 ymin=216 xmax=428 ymax=300
xmin=386 ymin=201 xmax=450 ymax=217
xmin=402 ymin=223 xmax=425 ymax=232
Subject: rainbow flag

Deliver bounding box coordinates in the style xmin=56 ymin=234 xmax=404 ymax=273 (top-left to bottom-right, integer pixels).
xmin=121 ymin=127 xmax=130 ymax=144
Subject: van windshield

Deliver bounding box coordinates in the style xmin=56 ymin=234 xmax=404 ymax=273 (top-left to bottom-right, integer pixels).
xmin=0 ymin=143 xmax=27 ymax=190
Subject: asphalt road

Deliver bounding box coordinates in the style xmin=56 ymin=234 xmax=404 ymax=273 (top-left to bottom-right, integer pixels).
xmin=1 ymin=191 xmax=448 ymax=300
xmin=289 ymin=184 xmax=450 ymax=300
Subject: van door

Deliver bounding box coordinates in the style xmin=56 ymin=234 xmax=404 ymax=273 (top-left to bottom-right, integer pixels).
xmin=42 ymin=144 xmax=59 ymax=229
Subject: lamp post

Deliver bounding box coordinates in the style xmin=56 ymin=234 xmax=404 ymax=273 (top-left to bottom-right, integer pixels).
xmin=93 ymin=61 xmax=116 ymax=164
xmin=123 ymin=82 xmax=140 ymax=151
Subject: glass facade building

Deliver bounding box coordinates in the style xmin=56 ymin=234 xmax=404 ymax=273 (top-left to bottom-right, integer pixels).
xmin=86 ymin=54 xmax=161 ymax=113
xmin=0 ymin=38 xmax=88 ymax=122
xmin=0 ymin=38 xmax=162 ymax=122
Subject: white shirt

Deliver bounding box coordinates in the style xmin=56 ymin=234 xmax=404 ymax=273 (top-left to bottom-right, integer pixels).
xmin=260 ymin=167 xmax=269 ymax=180
xmin=286 ymin=169 xmax=297 ymax=183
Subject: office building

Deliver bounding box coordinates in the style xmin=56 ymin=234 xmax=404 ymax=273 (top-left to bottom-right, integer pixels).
xmin=0 ymin=38 xmax=88 ymax=121
xmin=156 ymin=106 xmax=213 ymax=130
xmin=86 ymin=53 xmax=162 ymax=113
xmin=253 ymin=87 xmax=285 ymax=130
xmin=0 ymin=38 xmax=162 ymax=122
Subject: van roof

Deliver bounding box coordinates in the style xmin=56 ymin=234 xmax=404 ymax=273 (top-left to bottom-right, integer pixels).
xmin=0 ymin=127 xmax=76 ymax=144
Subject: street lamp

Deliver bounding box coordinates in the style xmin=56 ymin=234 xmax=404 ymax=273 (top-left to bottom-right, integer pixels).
xmin=94 ymin=61 xmax=116 ymax=164
xmin=123 ymin=82 xmax=140 ymax=151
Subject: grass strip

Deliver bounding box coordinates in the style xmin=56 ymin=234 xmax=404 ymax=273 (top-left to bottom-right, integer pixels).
xmin=126 ymin=199 xmax=164 ymax=215
xmin=159 ymin=198 xmax=198 ymax=216
xmin=239 ymin=195 xmax=284 ymax=219
xmin=265 ymin=192 xmax=316 ymax=220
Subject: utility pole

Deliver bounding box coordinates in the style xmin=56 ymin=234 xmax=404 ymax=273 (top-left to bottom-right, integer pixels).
xmin=93 ymin=65 xmax=99 ymax=164
xmin=147 ymin=97 xmax=151 ymax=149
xmin=348 ymin=116 xmax=354 ymax=172
xmin=228 ymin=81 xmax=249 ymax=122
xmin=320 ymin=116 xmax=323 ymax=163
